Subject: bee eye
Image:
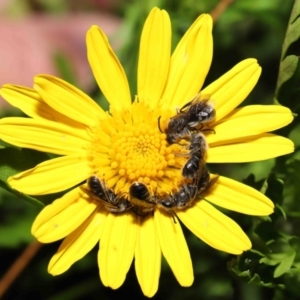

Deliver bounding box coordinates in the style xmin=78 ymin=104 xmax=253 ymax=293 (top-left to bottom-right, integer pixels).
xmin=162 ymin=200 xmax=172 ymax=208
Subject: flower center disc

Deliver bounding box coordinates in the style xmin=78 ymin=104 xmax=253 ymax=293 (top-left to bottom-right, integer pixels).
xmin=88 ymin=101 xmax=189 ymax=195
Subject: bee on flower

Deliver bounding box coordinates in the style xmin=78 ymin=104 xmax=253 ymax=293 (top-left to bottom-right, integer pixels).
xmin=0 ymin=7 xmax=294 ymax=297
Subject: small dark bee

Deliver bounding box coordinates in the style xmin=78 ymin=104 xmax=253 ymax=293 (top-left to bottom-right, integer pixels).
xmin=163 ymin=94 xmax=215 ymax=144
xmin=182 ymin=132 xmax=207 ymax=179
xmin=158 ymin=184 xmax=197 ymax=211
xmin=127 ymin=172 xmax=219 ymax=222
xmin=158 ymin=168 xmax=218 ymax=212
xmin=180 ymin=96 xmax=215 ymax=129
xmin=87 ymin=175 xmax=132 ymax=213
xmin=164 ymin=115 xmax=191 ymax=144
xmin=129 ymin=180 xmax=199 ymax=217
xmin=129 ymin=182 xmax=156 ymax=213
xmin=193 ymin=168 xmax=219 ymax=198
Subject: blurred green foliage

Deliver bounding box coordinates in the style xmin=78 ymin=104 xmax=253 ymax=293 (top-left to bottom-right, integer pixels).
xmin=1 ymin=0 xmax=300 ymax=299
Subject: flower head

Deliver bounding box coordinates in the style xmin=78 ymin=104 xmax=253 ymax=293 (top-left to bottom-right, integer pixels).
xmin=0 ymin=7 xmax=294 ymax=297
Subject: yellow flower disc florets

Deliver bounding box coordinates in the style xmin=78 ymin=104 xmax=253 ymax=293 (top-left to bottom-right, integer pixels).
xmin=87 ymin=100 xmax=189 ymax=195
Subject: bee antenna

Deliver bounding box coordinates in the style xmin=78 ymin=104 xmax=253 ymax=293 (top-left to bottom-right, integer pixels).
xmin=157 ymin=116 xmax=163 ymax=133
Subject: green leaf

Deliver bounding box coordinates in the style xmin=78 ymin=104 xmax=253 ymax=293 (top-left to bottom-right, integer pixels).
xmin=0 ymin=147 xmax=49 ymax=207
xmin=280 ymin=0 xmax=300 ymax=62
xmin=290 ymin=0 xmax=300 ymax=22
xmin=0 ymin=147 xmax=49 ymax=180
xmin=282 ymin=17 xmax=300 ymax=58
xmin=260 ymin=253 xmax=288 ymax=266
xmin=0 ymin=180 xmax=44 ymax=208
xmin=249 ymin=249 xmax=266 ymax=257
xmin=274 ymin=251 xmax=296 ymax=278
xmin=259 ymin=177 xmax=268 ymax=195
xmin=228 ymin=252 xmax=285 ymax=289
xmin=276 ymin=55 xmax=299 ymax=94
xmin=248 ymin=273 xmax=275 ymax=288
xmin=276 ymin=204 xmax=287 ymax=219
xmin=275 ymin=0 xmax=300 ymax=103
xmin=228 ymin=258 xmax=280 ymax=288
xmin=250 ymin=233 xmax=272 ymax=255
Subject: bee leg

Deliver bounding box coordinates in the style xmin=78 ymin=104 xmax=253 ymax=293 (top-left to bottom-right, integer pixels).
xmin=105 ymin=200 xmax=133 ymax=213
xmin=169 ymin=211 xmax=178 ymax=224
xmin=161 ymin=209 xmax=178 ymax=224
xmin=105 ymin=206 xmax=125 ymax=213
xmin=132 ymin=206 xmax=153 ymax=217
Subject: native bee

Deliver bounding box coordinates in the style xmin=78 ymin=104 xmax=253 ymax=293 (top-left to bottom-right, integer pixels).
xmin=180 ymin=95 xmax=215 ymax=129
xmin=127 ymin=170 xmax=219 ymax=222
xmin=158 ymin=168 xmax=219 ymax=211
xmin=164 ymin=114 xmax=192 ymax=144
xmin=158 ymin=177 xmax=199 ymax=211
xmin=129 ymin=182 xmax=156 ymax=214
xmin=182 ymin=132 xmax=207 ymax=179
xmin=158 ymin=183 xmax=197 ymax=211
xmin=128 ymin=179 xmax=197 ymax=222
xmin=194 ymin=168 xmax=217 ymax=195
xmin=87 ymin=175 xmax=132 ymax=213
xmin=163 ymin=94 xmax=215 ymax=144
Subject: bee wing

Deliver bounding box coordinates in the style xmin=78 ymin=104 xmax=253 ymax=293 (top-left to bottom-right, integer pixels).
xmin=205 ymin=98 xmax=215 ymax=109
xmin=207 ymin=174 xmax=219 ymax=191
xmin=193 ymin=94 xmax=214 ymax=108
xmin=83 ymin=186 xmax=108 ymax=204
xmin=180 ymin=93 xmax=212 ymax=112
xmin=196 ymin=93 xmax=212 ymax=102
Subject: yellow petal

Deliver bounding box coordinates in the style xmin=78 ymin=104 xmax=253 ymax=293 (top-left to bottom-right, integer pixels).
xmin=207 ymin=134 xmax=294 ymax=162
xmin=32 ymin=187 xmax=97 ymax=243
xmin=86 ymin=26 xmax=131 ymax=110
xmin=8 ymin=154 xmax=90 ymax=195
xmin=48 ymin=206 xmax=107 ymax=275
xmin=32 ymin=188 xmax=80 ymax=227
xmin=202 ymin=59 xmax=261 ymax=122
xmin=138 ymin=8 xmax=171 ymax=108
xmin=0 ymin=85 xmax=87 ymax=129
xmin=99 ymin=212 xmax=137 ymax=289
xmin=207 ymin=105 xmax=294 ymax=144
xmin=205 ymin=176 xmax=274 ymax=215
xmin=162 ymin=14 xmax=213 ymax=108
xmin=34 ymin=75 xmax=106 ymax=126
xmin=154 ymin=209 xmax=193 ymax=286
xmin=178 ymin=201 xmax=251 ymax=254
xmin=0 ymin=117 xmax=88 ymax=155
xmin=135 ymin=215 xmax=161 ymax=297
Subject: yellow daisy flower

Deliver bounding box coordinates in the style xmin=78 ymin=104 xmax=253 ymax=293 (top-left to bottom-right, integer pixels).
xmin=0 ymin=7 xmax=294 ymax=297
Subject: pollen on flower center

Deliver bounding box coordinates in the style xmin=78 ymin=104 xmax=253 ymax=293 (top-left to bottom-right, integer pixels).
xmin=112 ymin=124 xmax=172 ymax=178
xmin=87 ymin=101 xmax=188 ymax=195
